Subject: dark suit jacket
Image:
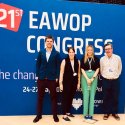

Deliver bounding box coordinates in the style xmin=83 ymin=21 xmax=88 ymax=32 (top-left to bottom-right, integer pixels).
xmin=36 ymin=48 xmax=60 ymax=80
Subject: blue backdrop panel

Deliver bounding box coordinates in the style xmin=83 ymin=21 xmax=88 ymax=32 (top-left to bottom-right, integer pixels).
xmin=0 ymin=0 xmax=125 ymax=115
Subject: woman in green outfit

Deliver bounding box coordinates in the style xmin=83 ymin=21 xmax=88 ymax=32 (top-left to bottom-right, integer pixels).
xmin=81 ymin=45 xmax=100 ymax=120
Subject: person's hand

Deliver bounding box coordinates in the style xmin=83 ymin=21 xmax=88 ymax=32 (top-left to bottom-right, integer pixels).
xmin=35 ymin=77 xmax=38 ymax=80
xmin=87 ymin=78 xmax=92 ymax=85
xmin=59 ymin=84 xmax=63 ymax=91
xmin=56 ymin=79 xmax=58 ymax=82
xmin=90 ymin=77 xmax=94 ymax=82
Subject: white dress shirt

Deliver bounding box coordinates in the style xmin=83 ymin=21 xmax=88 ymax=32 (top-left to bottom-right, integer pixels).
xmin=46 ymin=50 xmax=51 ymax=62
xmin=100 ymin=54 xmax=122 ymax=79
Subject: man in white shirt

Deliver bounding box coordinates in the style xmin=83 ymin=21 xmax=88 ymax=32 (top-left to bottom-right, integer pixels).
xmin=100 ymin=43 xmax=122 ymax=121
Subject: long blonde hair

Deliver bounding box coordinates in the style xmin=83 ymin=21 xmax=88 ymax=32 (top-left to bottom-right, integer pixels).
xmin=84 ymin=45 xmax=94 ymax=63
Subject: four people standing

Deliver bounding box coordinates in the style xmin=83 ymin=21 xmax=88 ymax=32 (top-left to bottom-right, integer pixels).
xmin=81 ymin=45 xmax=100 ymax=120
xmin=34 ymin=37 xmax=122 ymax=122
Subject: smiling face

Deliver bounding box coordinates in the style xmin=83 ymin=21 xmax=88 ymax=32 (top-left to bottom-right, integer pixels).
xmin=87 ymin=46 xmax=94 ymax=57
xmin=45 ymin=38 xmax=54 ymax=49
xmin=104 ymin=44 xmax=113 ymax=57
xmin=68 ymin=48 xmax=75 ymax=60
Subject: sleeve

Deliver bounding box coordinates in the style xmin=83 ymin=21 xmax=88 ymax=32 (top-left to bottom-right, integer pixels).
xmin=36 ymin=51 xmax=42 ymax=77
xmin=56 ymin=52 xmax=61 ymax=79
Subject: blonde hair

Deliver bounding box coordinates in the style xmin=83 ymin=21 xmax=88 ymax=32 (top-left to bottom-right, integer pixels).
xmin=84 ymin=45 xmax=94 ymax=63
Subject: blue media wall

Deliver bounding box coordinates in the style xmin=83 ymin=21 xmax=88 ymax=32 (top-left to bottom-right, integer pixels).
xmin=0 ymin=0 xmax=125 ymax=115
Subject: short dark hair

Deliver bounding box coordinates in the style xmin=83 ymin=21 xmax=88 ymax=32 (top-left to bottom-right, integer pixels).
xmin=45 ymin=35 xmax=54 ymax=42
xmin=68 ymin=47 xmax=75 ymax=53
xmin=104 ymin=43 xmax=113 ymax=49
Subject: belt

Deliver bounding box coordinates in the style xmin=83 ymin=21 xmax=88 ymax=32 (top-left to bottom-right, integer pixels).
xmin=104 ymin=77 xmax=117 ymax=80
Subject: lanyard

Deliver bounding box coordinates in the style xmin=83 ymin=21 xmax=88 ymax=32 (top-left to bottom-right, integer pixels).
xmin=88 ymin=58 xmax=92 ymax=70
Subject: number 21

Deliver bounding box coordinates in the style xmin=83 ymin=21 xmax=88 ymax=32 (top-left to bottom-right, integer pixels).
xmin=0 ymin=9 xmax=15 ymax=28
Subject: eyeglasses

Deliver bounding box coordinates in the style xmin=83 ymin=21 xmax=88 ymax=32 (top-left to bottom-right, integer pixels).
xmin=105 ymin=48 xmax=112 ymax=51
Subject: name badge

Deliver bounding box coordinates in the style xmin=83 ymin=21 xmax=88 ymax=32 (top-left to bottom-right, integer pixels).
xmin=73 ymin=73 xmax=77 ymax=76
xmin=88 ymin=70 xmax=92 ymax=72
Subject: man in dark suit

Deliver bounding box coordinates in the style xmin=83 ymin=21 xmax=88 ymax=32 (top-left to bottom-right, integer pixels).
xmin=33 ymin=35 xmax=60 ymax=123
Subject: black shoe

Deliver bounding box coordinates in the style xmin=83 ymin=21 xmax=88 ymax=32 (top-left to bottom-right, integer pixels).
xmin=84 ymin=115 xmax=89 ymax=119
xmin=67 ymin=114 xmax=75 ymax=117
xmin=63 ymin=117 xmax=71 ymax=121
xmin=33 ymin=116 xmax=42 ymax=123
xmin=112 ymin=114 xmax=120 ymax=121
xmin=103 ymin=114 xmax=110 ymax=120
xmin=53 ymin=116 xmax=59 ymax=122
xmin=88 ymin=116 xmax=93 ymax=120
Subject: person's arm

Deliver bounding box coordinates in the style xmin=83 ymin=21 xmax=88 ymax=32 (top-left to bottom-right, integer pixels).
xmin=91 ymin=57 xmax=100 ymax=82
xmin=59 ymin=59 xmax=65 ymax=91
xmin=56 ymin=52 xmax=61 ymax=82
xmin=81 ymin=68 xmax=88 ymax=80
xmin=100 ymin=58 xmax=103 ymax=76
xmin=81 ymin=68 xmax=92 ymax=85
xmin=90 ymin=68 xmax=99 ymax=82
xmin=36 ymin=52 xmax=41 ymax=78
xmin=77 ymin=60 xmax=81 ymax=90
xmin=81 ymin=57 xmax=92 ymax=85
xmin=118 ymin=56 xmax=122 ymax=76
